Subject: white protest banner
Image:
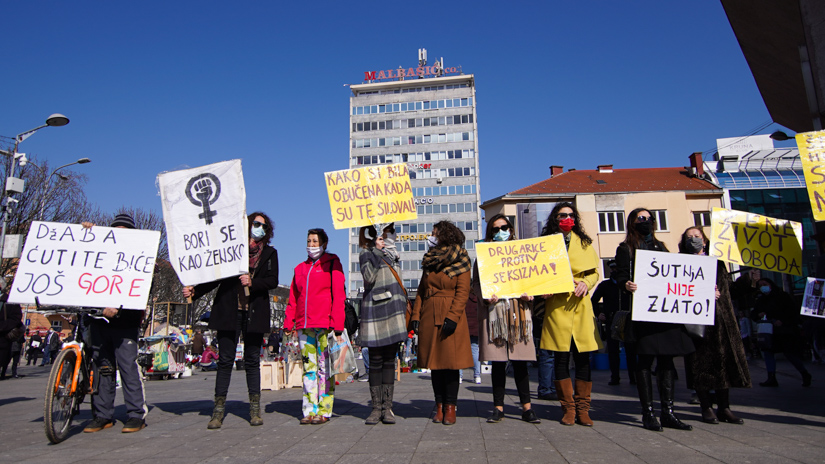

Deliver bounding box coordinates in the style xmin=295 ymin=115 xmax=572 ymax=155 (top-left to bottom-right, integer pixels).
xmin=158 ymin=160 xmax=248 ymax=287
xmin=631 ymin=249 xmax=717 ymax=325
xmin=9 ymin=222 xmax=160 ymax=309
xmin=801 ymin=277 xmax=825 ymax=319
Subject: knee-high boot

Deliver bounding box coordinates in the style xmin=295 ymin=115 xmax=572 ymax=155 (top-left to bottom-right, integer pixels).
xmin=381 ymin=385 xmax=396 ymax=424
xmin=658 ymin=369 xmax=692 ymax=430
xmin=636 ymin=369 xmax=662 ymax=431
xmin=554 ymin=379 xmax=576 ymax=426
xmin=574 ymin=380 xmax=593 ymax=426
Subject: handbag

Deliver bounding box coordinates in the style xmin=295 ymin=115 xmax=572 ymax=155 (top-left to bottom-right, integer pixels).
xmin=381 ymin=256 xmax=414 ymax=329
xmin=610 ymin=310 xmax=635 ymax=342
xmin=684 ymin=324 xmax=706 ymax=339
xmin=327 ymin=329 xmax=357 ymax=376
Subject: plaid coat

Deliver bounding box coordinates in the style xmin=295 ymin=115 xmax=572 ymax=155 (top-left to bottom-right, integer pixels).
xmin=359 ymin=248 xmax=408 ymax=348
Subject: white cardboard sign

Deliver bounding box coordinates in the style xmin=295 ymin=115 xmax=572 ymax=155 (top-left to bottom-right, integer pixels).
xmin=9 ymin=222 xmax=160 ymax=309
xmin=158 ymin=160 xmax=248 ymax=287
xmin=631 ymin=249 xmax=717 ymax=325
xmin=801 ymin=277 xmax=825 ymax=319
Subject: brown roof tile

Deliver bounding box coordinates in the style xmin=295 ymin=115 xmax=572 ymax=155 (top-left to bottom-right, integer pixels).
xmin=509 ymin=167 xmax=720 ymax=196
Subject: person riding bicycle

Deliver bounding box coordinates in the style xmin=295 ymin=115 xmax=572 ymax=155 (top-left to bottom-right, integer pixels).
xmin=81 ymin=214 xmax=149 ymax=434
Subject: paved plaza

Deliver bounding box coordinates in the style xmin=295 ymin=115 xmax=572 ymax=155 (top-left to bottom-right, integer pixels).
xmin=1 ymin=356 xmax=824 ymax=464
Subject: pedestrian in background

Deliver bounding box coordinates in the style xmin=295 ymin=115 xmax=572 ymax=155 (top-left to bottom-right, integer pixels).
xmin=284 ymin=228 xmax=345 ymax=425
xmin=411 ymin=221 xmax=473 ymax=426
xmin=358 ymin=223 xmax=408 ymax=425
xmin=26 ymin=331 xmax=42 ymax=366
xmin=540 ymin=202 xmax=600 ymax=427
xmin=473 ymin=214 xmax=538 ymax=424
xmin=615 ymin=207 xmax=695 ymax=432
xmin=184 ymin=212 xmax=279 ymax=429
xmin=591 ymin=260 xmax=636 ymax=385
xmin=0 ymin=286 xmax=23 ymax=380
xmin=192 ymin=329 xmax=205 ymax=356
xmin=40 ymin=328 xmax=57 ymax=366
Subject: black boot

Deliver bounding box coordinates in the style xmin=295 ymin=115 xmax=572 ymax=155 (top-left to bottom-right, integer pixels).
xmin=696 ymin=390 xmax=718 ymax=424
xmin=636 ymin=369 xmax=662 ymax=432
xmin=658 ymin=369 xmax=692 ymax=431
xmin=759 ymin=372 xmax=778 ymax=387
xmin=365 ymin=386 xmax=382 ymax=425
xmin=715 ymin=389 xmax=744 ymax=425
xmin=381 ymin=384 xmax=396 ymax=424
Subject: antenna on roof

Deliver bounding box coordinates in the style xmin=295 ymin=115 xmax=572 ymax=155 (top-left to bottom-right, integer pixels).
xmin=419 ymin=48 xmax=427 ymax=67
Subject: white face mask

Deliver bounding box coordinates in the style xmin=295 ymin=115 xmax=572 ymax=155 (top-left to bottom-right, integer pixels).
xmin=427 ymin=235 xmax=439 ymax=250
xmin=307 ymin=246 xmax=324 ymax=260
xmin=251 ymin=226 xmax=265 ymax=240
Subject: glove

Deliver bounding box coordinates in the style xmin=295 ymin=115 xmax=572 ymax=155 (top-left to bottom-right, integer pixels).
xmin=441 ymin=318 xmax=457 ymax=337
xmin=411 ymin=320 xmax=419 ymax=335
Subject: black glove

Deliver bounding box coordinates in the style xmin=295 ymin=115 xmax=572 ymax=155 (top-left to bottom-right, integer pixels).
xmin=441 ymin=318 xmax=457 ymax=337
xmin=411 ymin=320 xmax=419 ymax=335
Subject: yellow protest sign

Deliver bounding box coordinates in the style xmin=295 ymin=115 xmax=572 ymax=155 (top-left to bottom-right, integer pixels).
xmin=325 ymin=163 xmax=417 ymax=230
xmin=796 ymin=130 xmax=825 ymax=221
xmin=476 ymin=235 xmax=575 ymax=299
xmin=709 ymin=207 xmax=803 ymax=276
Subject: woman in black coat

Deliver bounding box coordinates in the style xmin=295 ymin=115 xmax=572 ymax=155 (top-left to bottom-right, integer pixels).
xmin=184 ymin=212 xmax=279 ymax=429
xmin=614 ymin=208 xmax=694 ymax=432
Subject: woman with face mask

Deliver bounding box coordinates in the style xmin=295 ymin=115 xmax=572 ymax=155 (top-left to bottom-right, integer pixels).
xmin=540 ymin=202 xmax=600 ymax=426
xmin=410 ymin=221 xmax=474 ymax=425
xmin=679 ymin=227 xmax=751 ymax=425
xmin=614 ymin=208 xmax=695 ymax=432
xmin=284 ymin=228 xmax=346 ymax=424
xmin=358 ymin=223 xmax=408 ymax=425
xmin=751 ymin=277 xmax=812 ymax=388
xmin=183 ymin=212 xmax=279 ymax=429
xmin=471 ymin=214 xmax=539 ymax=424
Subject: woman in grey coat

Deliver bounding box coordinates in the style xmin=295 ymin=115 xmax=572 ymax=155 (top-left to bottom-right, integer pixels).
xmin=359 ymin=223 xmax=408 ymax=425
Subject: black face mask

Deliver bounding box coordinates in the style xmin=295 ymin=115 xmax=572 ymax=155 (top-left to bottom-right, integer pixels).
xmin=634 ymin=221 xmax=653 ymax=236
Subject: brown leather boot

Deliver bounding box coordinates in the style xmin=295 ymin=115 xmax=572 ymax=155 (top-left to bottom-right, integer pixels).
xmin=442 ymin=404 xmax=457 ymax=425
xmin=574 ymin=380 xmax=593 ymax=426
xmin=555 ymin=379 xmax=575 ymax=426
xmin=432 ymin=403 xmax=443 ymax=423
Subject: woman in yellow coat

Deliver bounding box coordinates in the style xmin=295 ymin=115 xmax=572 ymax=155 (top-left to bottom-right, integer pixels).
xmin=541 ymin=202 xmax=600 ymax=426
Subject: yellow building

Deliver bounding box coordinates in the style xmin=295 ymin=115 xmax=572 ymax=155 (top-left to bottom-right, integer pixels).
xmin=480 ymin=157 xmax=723 ymax=275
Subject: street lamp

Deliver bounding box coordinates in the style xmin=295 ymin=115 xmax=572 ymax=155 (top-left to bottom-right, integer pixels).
xmin=0 ymin=114 xmax=70 ymax=258
xmin=39 ymin=158 xmax=92 ymax=221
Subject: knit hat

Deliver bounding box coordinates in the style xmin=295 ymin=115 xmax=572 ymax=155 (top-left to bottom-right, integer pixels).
xmin=110 ymin=213 xmax=136 ymax=229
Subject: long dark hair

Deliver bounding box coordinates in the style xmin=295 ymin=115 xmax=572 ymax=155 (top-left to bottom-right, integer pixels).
xmin=678 ymin=226 xmax=708 ymax=254
xmin=248 ymin=211 xmax=274 ymax=244
xmin=484 ymin=214 xmax=516 ymax=242
xmin=623 ymin=207 xmax=664 ymax=250
xmin=541 ymin=202 xmax=592 ymax=247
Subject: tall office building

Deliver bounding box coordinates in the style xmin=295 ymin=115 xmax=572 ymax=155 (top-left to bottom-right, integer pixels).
xmin=347 ymin=51 xmax=482 ymax=299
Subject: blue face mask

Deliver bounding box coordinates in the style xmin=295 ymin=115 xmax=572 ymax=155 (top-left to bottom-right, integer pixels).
xmin=760 ymin=285 xmax=771 ymax=294
xmin=493 ymin=230 xmax=510 ymax=242
xmin=251 ymin=226 xmax=265 ymax=240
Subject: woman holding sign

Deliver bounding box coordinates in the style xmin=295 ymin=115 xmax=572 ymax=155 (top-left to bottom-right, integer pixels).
xmin=540 ymin=202 xmax=600 ymax=426
xmin=183 ymin=212 xmax=279 ymax=429
xmin=679 ymin=227 xmax=751 ymax=425
xmin=411 ymin=221 xmax=473 ymax=426
xmin=615 ymin=208 xmax=694 ymax=432
xmin=472 ymin=214 xmax=539 ymax=424
xmin=358 ymin=223 xmax=408 ymax=425
xmin=284 ymin=228 xmax=346 ymax=425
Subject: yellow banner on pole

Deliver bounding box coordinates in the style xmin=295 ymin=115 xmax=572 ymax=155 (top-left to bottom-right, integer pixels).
xmin=796 ymin=130 xmax=825 ymax=221
xmin=708 ymin=207 xmax=803 ymax=276
xmin=476 ymin=235 xmax=575 ymax=299
xmin=324 ymin=163 xmax=417 ymax=230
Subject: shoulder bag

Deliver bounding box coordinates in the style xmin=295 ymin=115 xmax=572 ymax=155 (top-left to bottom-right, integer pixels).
xmin=380 ymin=255 xmax=414 ymax=330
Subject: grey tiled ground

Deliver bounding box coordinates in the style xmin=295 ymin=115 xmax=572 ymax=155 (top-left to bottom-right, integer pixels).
xmin=2 ymin=355 xmax=824 ymax=463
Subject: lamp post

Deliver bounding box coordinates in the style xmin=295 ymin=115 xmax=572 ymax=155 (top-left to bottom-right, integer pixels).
xmin=0 ymin=114 xmax=70 ymax=258
xmin=38 ymin=158 xmax=91 ymax=221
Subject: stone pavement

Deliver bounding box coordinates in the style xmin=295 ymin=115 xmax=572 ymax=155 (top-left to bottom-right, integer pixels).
xmin=1 ymin=356 xmax=824 ymax=464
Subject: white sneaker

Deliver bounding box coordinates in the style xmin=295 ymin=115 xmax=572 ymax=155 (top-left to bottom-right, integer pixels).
xmin=459 ymin=377 xmax=463 ymax=384
xmin=474 ymin=376 xmax=482 ymax=384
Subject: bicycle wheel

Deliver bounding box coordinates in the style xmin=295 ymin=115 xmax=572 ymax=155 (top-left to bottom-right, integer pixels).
xmin=44 ymin=349 xmax=78 ymax=444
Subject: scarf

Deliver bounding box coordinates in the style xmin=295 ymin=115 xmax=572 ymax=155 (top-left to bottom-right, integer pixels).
xmin=249 ymin=240 xmax=264 ymax=271
xmin=487 ymin=297 xmax=533 ymax=346
xmin=421 ymin=244 xmax=472 ymax=278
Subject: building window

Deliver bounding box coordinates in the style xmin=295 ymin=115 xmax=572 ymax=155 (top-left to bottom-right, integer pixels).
xmin=693 ymin=211 xmax=711 ymax=227
xmin=51 ymin=320 xmax=63 ymax=331
xmin=598 ymin=211 xmax=625 ymax=233
xmin=351 ymin=262 xmax=360 ymax=273
xmin=652 ymin=210 xmax=668 ymax=232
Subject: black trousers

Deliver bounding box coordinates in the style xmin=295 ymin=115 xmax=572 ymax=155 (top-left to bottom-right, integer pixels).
xmin=554 ymin=339 xmax=592 ymax=381
xmin=492 ymin=361 xmax=531 ymax=406
xmin=215 ymin=312 xmax=263 ymax=397
xmin=368 ymin=343 xmax=399 ymax=387
xmin=607 ymin=339 xmax=638 ymax=380
xmin=431 ymin=369 xmax=460 ymax=405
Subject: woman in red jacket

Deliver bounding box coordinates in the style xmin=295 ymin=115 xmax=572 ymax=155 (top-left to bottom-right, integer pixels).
xmin=284 ymin=228 xmax=346 ymax=425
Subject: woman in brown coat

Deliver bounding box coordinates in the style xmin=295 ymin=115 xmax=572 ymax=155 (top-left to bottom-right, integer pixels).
xmin=472 ymin=214 xmax=539 ymax=424
xmin=411 ymin=221 xmax=473 ymax=426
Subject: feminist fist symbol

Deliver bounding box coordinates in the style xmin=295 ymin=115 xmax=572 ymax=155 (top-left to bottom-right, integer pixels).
xmin=185 ymin=173 xmax=222 ymax=225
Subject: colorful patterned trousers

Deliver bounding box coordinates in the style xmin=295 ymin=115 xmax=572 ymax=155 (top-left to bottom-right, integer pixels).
xmin=299 ymin=328 xmax=335 ymax=418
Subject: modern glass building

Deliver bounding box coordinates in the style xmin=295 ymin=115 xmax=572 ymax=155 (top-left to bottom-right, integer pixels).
xmin=346 ymin=61 xmax=482 ymax=299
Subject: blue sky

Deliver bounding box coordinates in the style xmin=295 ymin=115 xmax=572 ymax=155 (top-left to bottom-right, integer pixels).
xmin=0 ymin=2 xmax=792 ymax=285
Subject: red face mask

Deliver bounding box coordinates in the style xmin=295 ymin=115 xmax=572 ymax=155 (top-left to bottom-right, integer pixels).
xmin=559 ymin=217 xmax=575 ymax=232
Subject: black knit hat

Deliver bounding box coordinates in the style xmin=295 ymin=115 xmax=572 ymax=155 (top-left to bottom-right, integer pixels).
xmin=110 ymin=213 xmax=136 ymax=229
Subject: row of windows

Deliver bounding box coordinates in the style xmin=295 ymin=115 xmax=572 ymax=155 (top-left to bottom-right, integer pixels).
xmin=352 ymin=114 xmax=473 ymax=133
xmin=357 ymin=83 xmax=468 ymax=96
xmin=352 ymin=98 xmax=474 ymax=116
xmin=413 ymin=184 xmax=476 ymax=197
xmin=409 ymin=166 xmax=475 ymax=179
xmin=351 ymin=221 xmax=478 ymax=240
xmin=352 ymin=131 xmax=474 ymax=149
xmin=598 ymin=210 xmax=669 ymax=233
xmin=417 ymin=202 xmax=477 ymax=215
xmin=353 ymin=150 xmax=475 ymax=166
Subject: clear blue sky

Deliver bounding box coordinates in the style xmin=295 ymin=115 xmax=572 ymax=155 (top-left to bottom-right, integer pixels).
xmin=0 ymin=2 xmax=793 ymax=285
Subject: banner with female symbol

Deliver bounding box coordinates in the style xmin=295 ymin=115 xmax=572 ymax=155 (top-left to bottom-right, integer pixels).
xmin=158 ymin=160 xmax=248 ymax=286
